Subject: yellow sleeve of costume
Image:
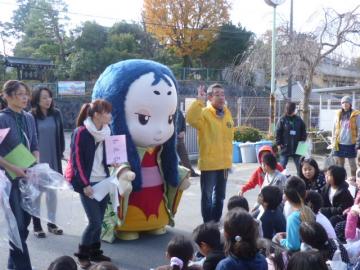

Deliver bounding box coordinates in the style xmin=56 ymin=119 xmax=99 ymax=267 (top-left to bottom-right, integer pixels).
xmin=186 ymin=100 xmax=205 ymax=130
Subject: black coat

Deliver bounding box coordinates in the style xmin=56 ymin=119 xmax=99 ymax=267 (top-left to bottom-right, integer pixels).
xmin=320 ymin=182 xmax=354 ymax=219
xmin=203 ymin=250 xmax=226 ymax=270
xmin=276 ymin=115 xmax=307 ymax=156
xmin=33 ymin=108 xmax=65 ymax=174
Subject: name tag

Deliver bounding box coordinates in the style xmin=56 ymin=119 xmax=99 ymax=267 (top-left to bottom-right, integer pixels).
xmin=290 ymin=130 xmax=296 ymax=136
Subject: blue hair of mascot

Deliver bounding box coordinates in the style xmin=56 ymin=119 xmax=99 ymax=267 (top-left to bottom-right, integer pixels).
xmin=92 ymin=59 xmax=179 ymax=191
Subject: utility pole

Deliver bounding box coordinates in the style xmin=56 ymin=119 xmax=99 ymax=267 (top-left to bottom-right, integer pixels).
xmin=287 ymin=0 xmax=294 ymax=100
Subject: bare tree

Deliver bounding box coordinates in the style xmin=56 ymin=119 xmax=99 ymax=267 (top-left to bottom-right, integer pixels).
xmin=230 ymin=5 xmax=360 ymax=128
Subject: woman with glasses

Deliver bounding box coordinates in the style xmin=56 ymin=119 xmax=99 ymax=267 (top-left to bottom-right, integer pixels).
xmin=0 ymin=80 xmax=39 ymax=270
xmin=30 ymin=86 xmax=65 ymax=238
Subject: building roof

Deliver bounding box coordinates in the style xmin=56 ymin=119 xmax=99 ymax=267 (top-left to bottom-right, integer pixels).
xmin=313 ymin=85 xmax=360 ymax=94
xmin=4 ymin=56 xmax=54 ymax=68
xmin=276 ymin=81 xmax=334 ymax=101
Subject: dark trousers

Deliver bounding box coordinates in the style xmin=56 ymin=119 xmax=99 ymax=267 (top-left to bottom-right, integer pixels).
xmin=176 ymin=138 xmax=194 ymax=173
xmin=80 ymin=193 xmax=109 ymax=246
xmin=7 ymin=180 xmax=32 ymax=270
xmin=279 ymin=154 xmax=301 ymax=175
xmin=200 ymin=170 xmax=228 ymax=223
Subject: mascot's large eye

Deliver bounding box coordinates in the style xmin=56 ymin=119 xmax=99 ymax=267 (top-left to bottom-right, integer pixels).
xmin=168 ymin=114 xmax=174 ymax=124
xmin=135 ymin=113 xmax=151 ymax=125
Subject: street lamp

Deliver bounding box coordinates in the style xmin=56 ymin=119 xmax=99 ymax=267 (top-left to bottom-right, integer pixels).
xmin=264 ymin=0 xmax=286 ymax=134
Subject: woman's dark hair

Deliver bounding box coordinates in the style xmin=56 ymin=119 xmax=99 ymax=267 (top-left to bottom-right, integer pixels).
xmin=260 ymin=186 xmax=283 ymax=210
xmin=299 ymin=222 xmax=331 ymax=262
xmin=284 ymin=176 xmax=314 ymax=223
xmin=227 ymin=195 xmax=249 ymax=212
xmin=88 ymin=261 xmax=119 ymax=270
xmin=166 ymin=235 xmax=194 ymax=270
xmin=262 ymin=153 xmax=277 ymax=170
xmin=31 ymin=87 xmax=55 ymax=119
xmin=76 ymin=99 xmax=112 ymax=127
xmin=192 ymin=222 xmax=221 ymax=249
xmin=298 ymin=157 xmax=320 ymax=181
xmin=223 ymin=208 xmax=258 ymax=259
xmin=47 ymin=255 xmax=77 ymax=270
xmin=304 ymin=191 xmax=323 ymax=214
xmin=285 ymin=102 xmax=296 ymax=115
xmin=286 ymin=251 xmax=328 ymax=270
xmin=2 ymin=80 xmax=30 ymax=97
xmin=326 ymin=165 xmax=346 ymax=187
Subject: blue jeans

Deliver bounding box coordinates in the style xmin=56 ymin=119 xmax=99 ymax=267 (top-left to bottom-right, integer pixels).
xmin=279 ymin=154 xmax=301 ymax=175
xmin=7 ymin=179 xmax=32 ymax=270
xmin=80 ymin=193 xmax=109 ymax=246
xmin=200 ymin=170 xmax=228 ymax=223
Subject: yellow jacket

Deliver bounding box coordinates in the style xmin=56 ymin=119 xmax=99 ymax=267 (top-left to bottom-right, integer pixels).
xmin=333 ymin=109 xmax=360 ymax=150
xmin=186 ymin=100 xmax=234 ymax=171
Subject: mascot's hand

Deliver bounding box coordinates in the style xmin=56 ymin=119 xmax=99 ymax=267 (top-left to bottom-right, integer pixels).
xmin=179 ymin=177 xmax=191 ymax=191
xmin=117 ymin=168 xmax=136 ymax=196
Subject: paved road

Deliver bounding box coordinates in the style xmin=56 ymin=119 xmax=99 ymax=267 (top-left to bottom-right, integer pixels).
xmin=0 ymin=133 xmax=325 ymax=270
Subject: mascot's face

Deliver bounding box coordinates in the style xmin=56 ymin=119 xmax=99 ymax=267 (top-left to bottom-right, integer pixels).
xmin=124 ymin=72 xmax=177 ymax=148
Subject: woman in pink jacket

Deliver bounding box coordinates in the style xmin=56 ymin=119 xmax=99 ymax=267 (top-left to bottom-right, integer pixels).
xmin=345 ymin=176 xmax=360 ymax=241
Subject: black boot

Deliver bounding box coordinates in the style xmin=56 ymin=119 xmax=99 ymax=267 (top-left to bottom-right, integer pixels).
xmin=89 ymin=242 xmax=111 ymax=262
xmin=74 ymin=245 xmax=92 ymax=269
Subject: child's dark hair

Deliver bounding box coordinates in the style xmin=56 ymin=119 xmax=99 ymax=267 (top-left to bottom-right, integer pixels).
xmin=262 ymin=153 xmax=277 ymax=170
xmin=257 ymin=238 xmax=288 ymax=270
xmin=166 ymin=235 xmax=194 ymax=270
xmin=88 ymin=262 xmax=119 ymax=270
xmin=299 ymin=222 xmax=331 ymax=262
xmin=298 ymin=157 xmax=320 ymax=181
xmin=227 ymin=195 xmax=249 ymax=212
xmin=304 ymin=191 xmax=323 ymax=214
xmin=223 ymin=208 xmax=258 ymax=259
xmin=192 ymin=222 xmax=221 ymax=250
xmin=326 ymin=165 xmax=346 ymax=186
xmin=47 ymin=255 xmax=77 ymax=270
xmin=284 ymin=176 xmax=314 ymax=223
xmin=76 ymin=99 xmax=112 ymax=127
xmin=286 ymin=251 xmax=328 ymax=270
xmin=260 ymin=186 xmax=283 ymax=210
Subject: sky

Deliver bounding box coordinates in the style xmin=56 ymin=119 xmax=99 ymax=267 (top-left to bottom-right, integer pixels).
xmin=0 ymin=0 xmax=359 ymax=57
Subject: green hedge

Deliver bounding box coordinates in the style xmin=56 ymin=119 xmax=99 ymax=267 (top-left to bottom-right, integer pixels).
xmin=234 ymin=126 xmax=263 ymax=142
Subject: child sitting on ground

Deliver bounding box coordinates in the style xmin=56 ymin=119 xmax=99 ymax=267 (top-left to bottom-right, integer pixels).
xmin=155 ymin=235 xmax=201 ymax=270
xmin=298 ymin=157 xmax=326 ymax=193
xmin=89 ymin=262 xmax=119 ymax=270
xmin=47 ymin=256 xmax=77 ymax=270
xmin=239 ymin=145 xmax=283 ymax=196
xmin=299 ymin=221 xmax=350 ymax=266
xmin=216 ymin=208 xmax=267 ymax=270
xmin=261 ymin=153 xmax=287 ymax=191
xmin=256 ymin=186 xmax=286 ymax=240
xmin=321 ymin=165 xmax=354 ymax=228
xmin=192 ymin=223 xmax=225 ymax=270
xmin=273 ymin=176 xmax=315 ymax=251
xmin=344 ymin=168 xmax=360 ymax=242
xmin=227 ymin=195 xmax=263 ymax=238
xmin=305 ymin=191 xmax=336 ymax=239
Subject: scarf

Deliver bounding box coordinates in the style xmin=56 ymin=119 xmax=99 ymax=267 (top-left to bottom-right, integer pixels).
xmin=84 ymin=117 xmax=111 ymax=142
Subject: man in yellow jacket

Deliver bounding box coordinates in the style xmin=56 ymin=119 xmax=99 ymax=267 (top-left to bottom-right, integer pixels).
xmin=186 ymin=83 xmax=234 ymax=222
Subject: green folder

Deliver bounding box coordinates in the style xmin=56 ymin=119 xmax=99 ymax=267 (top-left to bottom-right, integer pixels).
xmin=295 ymin=141 xmax=310 ymax=156
xmin=3 ymin=144 xmax=36 ymax=179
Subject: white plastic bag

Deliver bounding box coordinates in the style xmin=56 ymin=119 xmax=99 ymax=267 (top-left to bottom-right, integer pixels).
xmin=19 ymin=163 xmax=72 ymax=226
xmin=0 ymin=170 xmax=22 ymax=251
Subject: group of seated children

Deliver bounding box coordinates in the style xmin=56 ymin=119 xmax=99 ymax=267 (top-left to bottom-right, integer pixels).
xmin=155 ymin=146 xmax=360 ymax=270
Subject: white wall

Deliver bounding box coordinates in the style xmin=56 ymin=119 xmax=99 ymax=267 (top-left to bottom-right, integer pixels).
xmin=319 ymin=109 xmax=337 ymax=131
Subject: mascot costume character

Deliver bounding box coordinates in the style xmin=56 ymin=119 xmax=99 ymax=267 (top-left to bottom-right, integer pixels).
xmin=92 ymin=59 xmax=190 ymax=241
